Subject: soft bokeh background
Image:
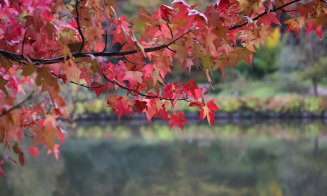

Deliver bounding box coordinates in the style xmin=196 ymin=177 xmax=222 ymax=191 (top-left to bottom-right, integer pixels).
xmin=1 ymin=1 xmax=327 ymax=195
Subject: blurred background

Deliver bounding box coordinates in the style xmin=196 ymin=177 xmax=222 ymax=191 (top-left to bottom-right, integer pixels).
xmin=1 ymin=1 xmax=327 ymax=195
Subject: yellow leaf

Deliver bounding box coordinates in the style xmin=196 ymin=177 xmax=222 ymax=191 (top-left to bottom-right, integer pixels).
xmin=266 ymin=28 xmax=280 ymax=48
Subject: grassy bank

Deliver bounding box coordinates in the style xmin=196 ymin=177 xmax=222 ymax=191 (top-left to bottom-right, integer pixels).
xmin=68 ymin=95 xmax=327 ymax=120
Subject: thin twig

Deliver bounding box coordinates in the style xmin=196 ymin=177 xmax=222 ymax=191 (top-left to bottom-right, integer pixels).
xmin=229 ymin=0 xmax=301 ymax=30
xmin=167 ymin=46 xmax=176 ymax=53
xmin=52 ymin=69 xmax=190 ymax=101
xmin=51 ymin=72 xmax=104 ymax=89
xmin=0 ymin=92 xmax=34 ymax=118
xmin=102 ymin=72 xmax=190 ymax=102
xmin=166 ymin=22 xmax=174 ymax=39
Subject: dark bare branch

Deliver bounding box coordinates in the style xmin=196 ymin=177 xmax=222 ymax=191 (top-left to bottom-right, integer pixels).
xmin=51 ymin=72 xmax=104 ymax=89
xmin=0 ymin=30 xmax=191 ymax=65
xmin=75 ymin=0 xmax=85 ymax=53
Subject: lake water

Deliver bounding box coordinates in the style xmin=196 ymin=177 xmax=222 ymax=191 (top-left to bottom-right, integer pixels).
xmin=1 ymin=120 xmax=327 ymax=196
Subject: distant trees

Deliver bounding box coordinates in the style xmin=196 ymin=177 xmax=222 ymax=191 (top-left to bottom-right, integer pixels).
xmin=290 ymin=32 xmax=327 ymax=96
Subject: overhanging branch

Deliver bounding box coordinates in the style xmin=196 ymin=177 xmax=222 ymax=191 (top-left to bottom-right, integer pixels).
xmin=0 ymin=30 xmax=191 ymax=65
xmin=0 ymin=0 xmax=304 ymax=97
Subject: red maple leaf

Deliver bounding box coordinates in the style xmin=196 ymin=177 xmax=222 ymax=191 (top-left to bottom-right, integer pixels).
xmin=214 ymin=0 xmax=229 ymax=11
xmin=107 ymin=95 xmax=133 ymax=119
xmin=169 ymin=112 xmax=188 ymax=130
xmin=257 ymin=12 xmax=281 ymax=27
xmin=29 ymin=146 xmax=39 ymax=158
xmin=123 ymin=71 xmax=143 ymax=87
xmin=190 ymin=99 xmax=219 ymax=125
xmin=47 ymin=144 xmax=60 ymax=160
xmin=90 ymin=82 xmax=105 ymax=97
xmin=134 ymin=99 xmax=148 ymax=113
xmin=306 ymin=20 xmax=323 ymax=39
xmin=285 ymin=17 xmax=305 ymax=37
xmin=183 ymin=80 xmax=202 ymax=100
xmin=156 ymin=5 xmax=174 ymax=22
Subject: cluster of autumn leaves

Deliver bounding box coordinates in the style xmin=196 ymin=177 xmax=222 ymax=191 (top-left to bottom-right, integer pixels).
xmin=0 ymin=0 xmax=326 ymax=173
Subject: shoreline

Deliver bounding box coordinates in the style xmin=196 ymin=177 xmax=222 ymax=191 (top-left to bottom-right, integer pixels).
xmin=75 ymin=111 xmax=327 ymax=122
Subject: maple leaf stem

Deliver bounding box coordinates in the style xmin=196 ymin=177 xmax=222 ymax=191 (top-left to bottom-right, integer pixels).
xmin=0 ymin=91 xmax=34 ymax=118
xmin=75 ymin=0 xmax=85 ymax=53
xmin=229 ymin=0 xmax=301 ymax=30
xmin=167 ymin=46 xmax=176 ymax=53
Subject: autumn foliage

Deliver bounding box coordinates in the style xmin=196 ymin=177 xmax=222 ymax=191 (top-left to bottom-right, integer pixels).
xmin=0 ymin=0 xmax=326 ymax=173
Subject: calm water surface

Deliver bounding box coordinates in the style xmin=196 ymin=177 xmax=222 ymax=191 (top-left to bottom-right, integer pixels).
xmin=1 ymin=120 xmax=327 ymax=196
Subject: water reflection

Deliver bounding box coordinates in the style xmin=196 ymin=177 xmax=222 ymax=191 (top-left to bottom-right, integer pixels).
xmin=1 ymin=120 xmax=327 ymax=196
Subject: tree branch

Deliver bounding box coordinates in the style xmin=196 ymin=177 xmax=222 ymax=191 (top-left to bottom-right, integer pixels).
xmin=51 ymin=72 xmax=104 ymax=89
xmin=229 ymin=0 xmax=301 ymax=30
xmin=0 ymin=92 xmax=34 ymax=118
xmin=0 ymin=30 xmax=191 ymax=65
xmin=102 ymin=72 xmax=190 ymax=102
xmin=52 ymin=69 xmax=190 ymax=101
xmin=75 ymin=0 xmax=85 ymax=53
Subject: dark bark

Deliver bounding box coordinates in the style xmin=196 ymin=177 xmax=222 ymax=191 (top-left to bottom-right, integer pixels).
xmin=312 ymin=77 xmax=318 ymax=97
